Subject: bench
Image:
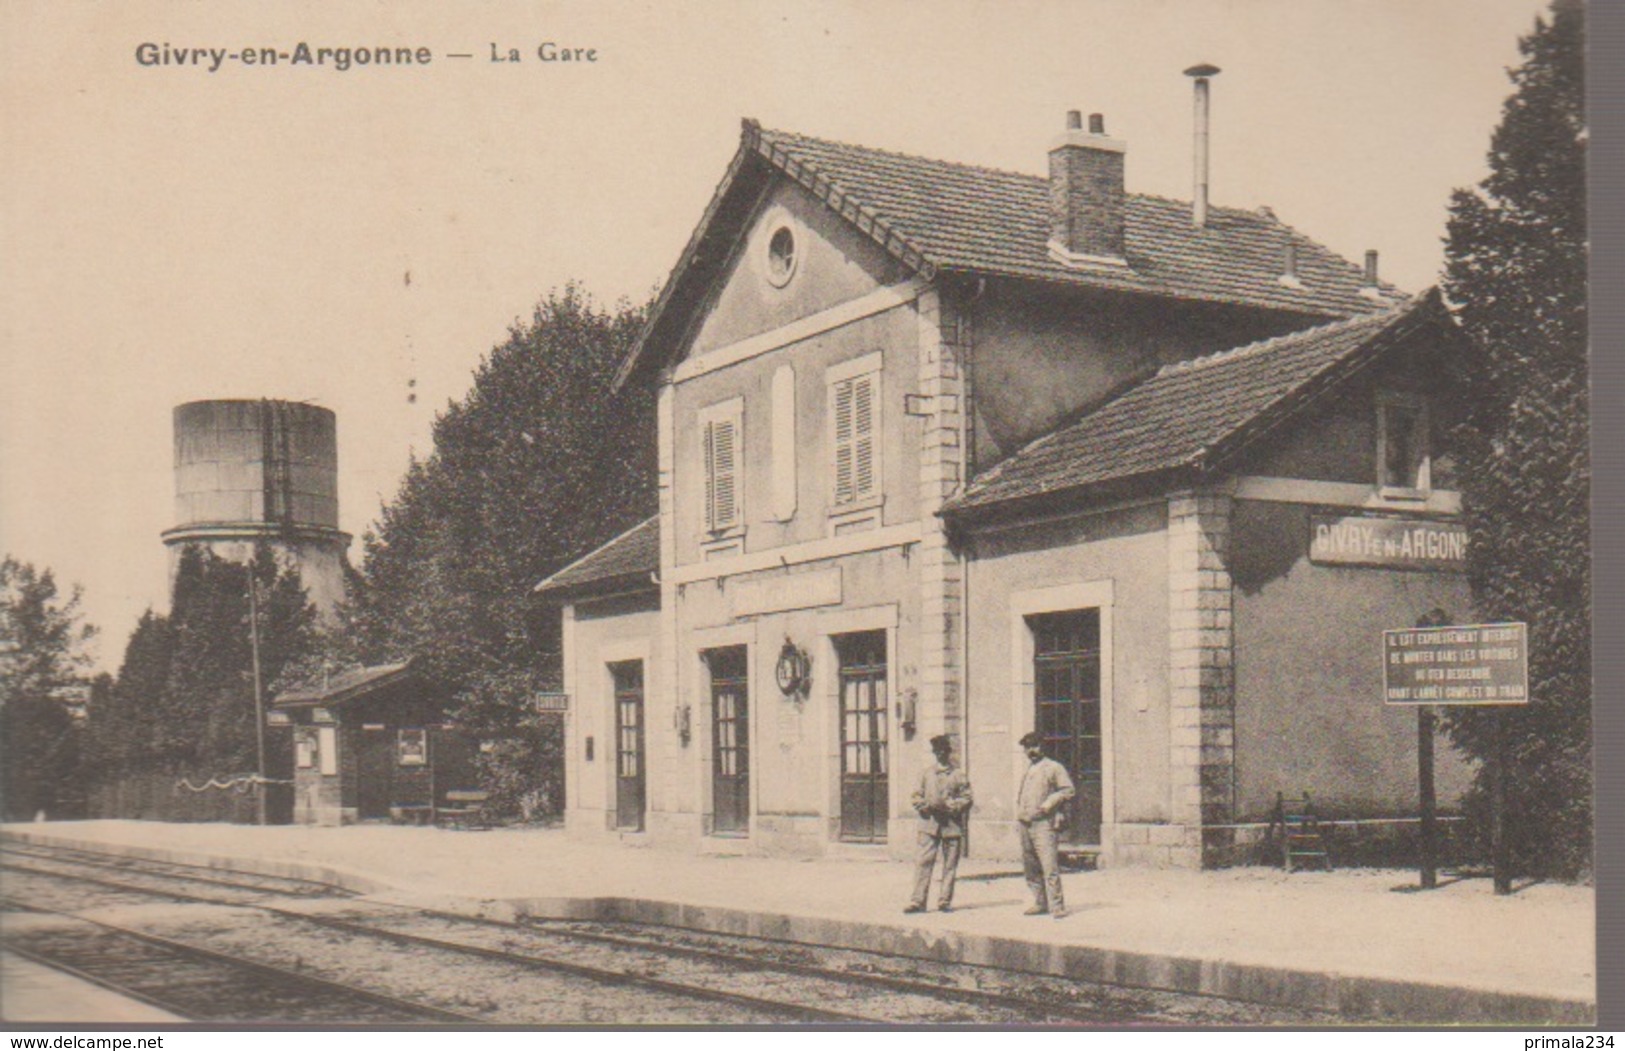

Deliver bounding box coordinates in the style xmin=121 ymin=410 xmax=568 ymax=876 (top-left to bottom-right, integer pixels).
xmin=391 ymin=804 xmax=434 ymax=826
xmin=437 ymin=790 xmax=491 ymax=830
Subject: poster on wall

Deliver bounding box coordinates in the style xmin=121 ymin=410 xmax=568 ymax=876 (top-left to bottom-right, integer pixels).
xmin=1382 ymin=622 xmax=1530 ymax=705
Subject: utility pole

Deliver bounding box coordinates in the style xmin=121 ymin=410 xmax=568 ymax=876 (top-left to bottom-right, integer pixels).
xmin=1418 ymin=705 xmax=1438 ymax=889
xmin=1492 ymin=711 xmax=1510 ymax=894
xmin=1414 ymin=608 xmax=1449 ymax=890
xmin=248 ymin=573 xmax=267 ymax=826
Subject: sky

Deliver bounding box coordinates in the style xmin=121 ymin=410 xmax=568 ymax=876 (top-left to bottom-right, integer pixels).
xmin=1 ymin=0 xmax=1558 ymax=671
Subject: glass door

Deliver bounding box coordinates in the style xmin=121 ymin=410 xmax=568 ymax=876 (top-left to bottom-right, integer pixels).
xmin=1031 ymin=609 xmax=1103 ymax=845
xmin=708 ymin=647 xmax=750 ymax=835
xmin=611 ymin=661 xmax=646 ymax=831
xmin=836 ymin=631 xmax=889 ymax=842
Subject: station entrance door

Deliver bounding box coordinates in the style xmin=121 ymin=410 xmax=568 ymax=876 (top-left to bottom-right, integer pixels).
xmin=611 ymin=660 xmax=646 ymax=832
xmin=836 ymin=631 xmax=889 ymax=843
xmin=1030 ymin=609 xmax=1103 ymax=845
xmin=707 ymin=646 xmax=750 ymax=836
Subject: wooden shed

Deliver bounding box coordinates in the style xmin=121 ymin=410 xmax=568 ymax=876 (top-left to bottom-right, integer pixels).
xmin=272 ymin=661 xmax=481 ymax=826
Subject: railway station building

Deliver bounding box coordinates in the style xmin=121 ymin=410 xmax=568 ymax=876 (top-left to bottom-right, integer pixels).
xmin=535 ymin=109 xmax=1478 ymax=868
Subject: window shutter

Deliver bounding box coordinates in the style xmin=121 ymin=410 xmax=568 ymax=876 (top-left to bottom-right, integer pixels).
xmin=852 ymin=375 xmax=875 ymax=500
xmin=704 ymin=420 xmax=717 ymax=531
xmin=833 ymin=378 xmax=855 ymax=505
xmin=706 ymin=416 xmax=739 ymax=530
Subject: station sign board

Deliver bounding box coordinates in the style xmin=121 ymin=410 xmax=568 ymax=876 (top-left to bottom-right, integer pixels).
xmin=533 ymin=692 xmax=570 ymax=712
xmin=1382 ymin=622 xmax=1529 ymax=705
xmin=1310 ymin=514 xmax=1468 ymax=572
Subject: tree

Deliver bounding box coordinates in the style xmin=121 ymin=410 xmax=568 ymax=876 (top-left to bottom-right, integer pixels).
xmin=0 ymin=556 xmax=98 ymax=819
xmin=87 ymin=544 xmax=317 ymax=817
xmin=1441 ymin=0 xmax=1588 ymax=878
xmin=351 ymin=284 xmax=656 ymax=817
xmin=96 ymin=609 xmax=175 ymax=775
xmin=158 ymin=544 xmax=316 ymax=777
xmin=1 ymin=557 xmax=97 ymax=708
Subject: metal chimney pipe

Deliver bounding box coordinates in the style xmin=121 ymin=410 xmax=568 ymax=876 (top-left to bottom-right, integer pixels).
xmin=1184 ymin=64 xmax=1221 ymax=228
xmin=1066 ymin=109 xmax=1083 ymax=131
xmin=1364 ymin=250 xmax=1379 ymax=286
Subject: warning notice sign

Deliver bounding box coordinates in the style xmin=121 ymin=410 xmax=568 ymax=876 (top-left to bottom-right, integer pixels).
xmin=1382 ymin=622 xmax=1529 ymax=705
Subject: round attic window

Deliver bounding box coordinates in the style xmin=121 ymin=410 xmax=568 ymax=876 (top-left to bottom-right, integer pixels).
xmin=766 ymin=225 xmax=798 ymax=287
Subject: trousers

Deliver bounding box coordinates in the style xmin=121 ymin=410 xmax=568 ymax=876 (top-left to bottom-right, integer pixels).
xmin=1018 ymin=820 xmax=1065 ymax=911
xmin=909 ymin=831 xmax=964 ymax=909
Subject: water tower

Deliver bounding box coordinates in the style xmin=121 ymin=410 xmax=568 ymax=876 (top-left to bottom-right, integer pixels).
xmin=162 ymin=399 xmax=350 ymax=615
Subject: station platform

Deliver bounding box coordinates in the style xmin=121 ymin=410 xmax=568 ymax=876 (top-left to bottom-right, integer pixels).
xmin=0 ymin=820 xmax=1596 ymax=1025
xmin=3 ymin=952 xmax=181 ymax=1024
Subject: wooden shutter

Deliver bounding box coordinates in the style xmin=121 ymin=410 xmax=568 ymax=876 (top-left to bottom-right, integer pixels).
xmin=705 ymin=415 xmax=739 ymax=530
xmin=852 ymin=375 xmax=875 ymax=500
xmin=832 ymin=373 xmax=876 ymax=505
xmin=833 ymin=379 xmax=855 ymax=505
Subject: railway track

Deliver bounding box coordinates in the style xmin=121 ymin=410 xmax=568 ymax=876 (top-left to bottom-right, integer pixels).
xmin=1 ymin=851 xmax=884 ymax=1023
xmin=2 ymin=900 xmax=482 ymax=1024
xmin=2 ymin=843 xmax=345 ymax=903
xmin=1 ymin=839 xmax=1330 ymax=1026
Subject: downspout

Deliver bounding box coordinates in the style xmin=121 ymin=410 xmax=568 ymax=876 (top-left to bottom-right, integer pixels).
xmin=958 ymin=276 xmax=985 ymax=854
xmin=963 ymin=278 xmax=986 ymax=477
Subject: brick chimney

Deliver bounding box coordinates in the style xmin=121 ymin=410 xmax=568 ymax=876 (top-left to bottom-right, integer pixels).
xmin=1048 ymin=110 xmax=1127 ymax=265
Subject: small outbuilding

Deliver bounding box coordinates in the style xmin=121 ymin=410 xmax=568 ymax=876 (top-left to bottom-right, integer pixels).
xmin=272 ymin=660 xmax=481 ymax=826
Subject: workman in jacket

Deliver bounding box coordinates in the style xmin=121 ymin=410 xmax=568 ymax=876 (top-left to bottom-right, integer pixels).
xmin=1016 ymin=730 xmax=1076 ymax=919
xmin=905 ymin=734 xmax=973 ymax=913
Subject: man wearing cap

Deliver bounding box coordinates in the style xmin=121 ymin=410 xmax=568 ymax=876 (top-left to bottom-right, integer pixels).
xmin=1016 ymin=731 xmax=1076 ymax=918
xmin=905 ymin=734 xmax=973 ymax=913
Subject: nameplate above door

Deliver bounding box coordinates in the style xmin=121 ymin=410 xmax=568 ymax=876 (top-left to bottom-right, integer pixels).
xmin=731 ymin=566 xmax=843 ymax=618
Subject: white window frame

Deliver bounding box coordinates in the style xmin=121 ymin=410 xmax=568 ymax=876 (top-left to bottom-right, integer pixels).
xmin=1376 ymin=391 xmax=1431 ymax=500
xmin=699 ymin=397 xmax=745 ymax=540
xmin=827 ymin=352 xmax=884 ymax=515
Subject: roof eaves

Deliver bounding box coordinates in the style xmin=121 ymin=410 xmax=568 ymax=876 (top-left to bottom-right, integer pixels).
xmin=933 ymin=262 xmax=1402 ymax=321
xmin=943 ymin=465 xmax=1194 ymax=526
xmin=532 ymin=515 xmax=660 ymax=595
xmin=753 ymin=128 xmax=938 ymax=281
xmin=534 ymin=572 xmax=660 ymax=607
xmin=273 ymin=659 xmax=415 ymax=708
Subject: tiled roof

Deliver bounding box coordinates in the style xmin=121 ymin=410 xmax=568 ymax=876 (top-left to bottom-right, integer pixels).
xmin=616 ymin=119 xmax=1406 ymax=391
xmin=533 ymin=517 xmax=659 ymax=599
xmin=945 ymin=291 xmax=1451 ymax=518
xmin=751 ymin=124 xmax=1406 ymax=318
xmin=274 ymin=661 xmax=413 ymax=707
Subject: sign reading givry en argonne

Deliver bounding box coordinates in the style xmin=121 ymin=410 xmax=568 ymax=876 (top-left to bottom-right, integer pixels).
xmin=1383 ymin=623 xmax=1529 ymax=705
xmin=1310 ymin=514 xmax=1468 ymax=571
